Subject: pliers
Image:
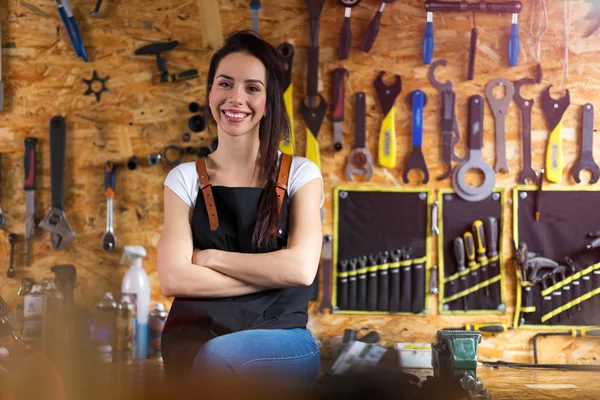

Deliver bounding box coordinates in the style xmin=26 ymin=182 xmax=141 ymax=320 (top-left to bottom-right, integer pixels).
xmin=54 ymin=0 xmax=88 ymax=62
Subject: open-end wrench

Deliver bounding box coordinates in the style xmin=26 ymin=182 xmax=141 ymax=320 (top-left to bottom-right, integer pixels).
xmin=331 ymin=67 xmax=347 ymax=152
xmin=39 ymin=116 xmax=75 ymax=250
xmin=485 ymin=77 xmax=515 ymax=173
xmin=102 ymin=161 xmax=117 ymax=251
xmin=513 ymin=78 xmax=538 ymax=184
xmin=346 ymin=92 xmax=374 ymax=181
xmin=374 ymin=71 xmax=401 ymax=168
xmin=428 ymin=59 xmax=463 ymax=180
xmin=403 ymin=90 xmax=429 ymax=184
xmin=453 ymin=95 xmax=496 ymax=202
xmin=572 ymin=103 xmax=600 ymax=184
xmin=24 ymin=137 xmax=38 ymax=266
xmin=319 ymin=234 xmax=333 ymax=314
xmin=541 ymin=85 xmax=570 ymax=183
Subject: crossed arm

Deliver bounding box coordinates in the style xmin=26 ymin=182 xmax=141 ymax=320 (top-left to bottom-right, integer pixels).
xmin=157 ymin=178 xmax=323 ymax=298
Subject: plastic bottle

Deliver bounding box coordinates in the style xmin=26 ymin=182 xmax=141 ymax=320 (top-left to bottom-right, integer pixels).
xmin=115 ymin=297 xmax=135 ymax=363
xmin=121 ymin=245 xmax=150 ymax=359
xmin=149 ymin=303 xmax=168 ymax=359
xmin=94 ymin=292 xmax=119 ymax=362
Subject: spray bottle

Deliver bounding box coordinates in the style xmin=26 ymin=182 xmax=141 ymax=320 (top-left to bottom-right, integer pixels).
xmin=121 ymin=245 xmax=150 ymax=359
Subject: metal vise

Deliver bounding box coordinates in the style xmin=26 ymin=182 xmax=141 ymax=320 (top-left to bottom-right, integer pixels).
xmin=432 ymin=330 xmax=491 ymax=399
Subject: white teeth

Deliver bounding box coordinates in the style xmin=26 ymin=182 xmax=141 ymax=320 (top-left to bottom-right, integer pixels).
xmin=224 ymin=111 xmax=248 ymax=119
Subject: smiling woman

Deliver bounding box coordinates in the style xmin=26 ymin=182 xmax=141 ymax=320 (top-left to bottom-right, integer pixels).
xmin=156 ymin=30 xmax=325 ymax=398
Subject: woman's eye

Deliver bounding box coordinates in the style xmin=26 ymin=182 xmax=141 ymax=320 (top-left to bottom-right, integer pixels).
xmin=248 ymin=86 xmax=260 ymax=92
xmin=218 ymin=81 xmax=232 ymax=88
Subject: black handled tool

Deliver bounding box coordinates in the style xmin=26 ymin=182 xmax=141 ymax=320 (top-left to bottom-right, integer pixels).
xmin=485 ymin=217 xmax=502 ymax=308
xmin=348 ymin=258 xmax=358 ymax=310
xmin=337 ymin=0 xmax=361 ymax=59
xmin=448 ymin=323 xmax=512 ymax=334
xmin=365 ymin=254 xmax=378 ymax=311
xmin=464 ymin=231 xmax=479 ymax=308
xmin=377 ymin=251 xmax=390 ymax=311
xmin=472 ymin=220 xmax=490 ymax=298
xmin=399 ymin=248 xmax=412 ymax=312
xmin=24 ymin=137 xmax=38 ymax=266
xmin=134 ymin=41 xmax=199 ymax=83
xmin=319 ymin=235 xmax=333 ymax=314
xmin=337 ymin=260 xmax=349 ymax=310
xmin=411 ymin=257 xmax=426 ymax=314
xmin=331 ymin=68 xmax=347 ymax=152
xmin=360 ymin=0 xmax=396 ymax=53
xmin=572 ymin=103 xmax=600 ymax=183
xmin=454 ymin=236 xmax=468 ymax=311
xmin=6 ymin=233 xmax=16 ymax=278
xmin=389 ymin=249 xmax=401 ymax=312
xmin=357 ymin=255 xmax=368 ymax=311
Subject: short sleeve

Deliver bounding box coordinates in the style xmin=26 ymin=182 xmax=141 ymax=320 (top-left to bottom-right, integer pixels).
xmin=164 ymin=162 xmax=199 ymax=208
xmin=287 ymin=156 xmax=324 ymax=208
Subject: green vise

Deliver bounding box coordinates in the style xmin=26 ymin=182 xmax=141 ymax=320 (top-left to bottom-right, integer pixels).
xmin=432 ymin=329 xmax=491 ymax=399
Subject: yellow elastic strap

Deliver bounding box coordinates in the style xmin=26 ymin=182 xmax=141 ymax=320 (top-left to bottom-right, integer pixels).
xmin=541 ymin=287 xmax=600 ymax=323
xmin=356 ymin=268 xmax=367 ymax=275
xmin=442 ymin=275 xmax=501 ymax=303
xmin=541 ymin=262 xmax=600 ymax=297
xmin=367 ymin=266 xmax=378 ymax=273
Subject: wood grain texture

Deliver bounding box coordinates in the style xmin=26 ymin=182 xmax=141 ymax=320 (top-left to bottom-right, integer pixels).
xmin=0 ymin=0 xmax=598 ymax=365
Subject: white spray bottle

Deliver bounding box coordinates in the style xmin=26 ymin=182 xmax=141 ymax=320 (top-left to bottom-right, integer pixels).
xmin=121 ymin=245 xmax=150 ymax=359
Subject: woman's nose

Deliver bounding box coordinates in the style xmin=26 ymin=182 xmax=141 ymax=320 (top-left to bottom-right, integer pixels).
xmin=227 ymin=85 xmax=245 ymax=104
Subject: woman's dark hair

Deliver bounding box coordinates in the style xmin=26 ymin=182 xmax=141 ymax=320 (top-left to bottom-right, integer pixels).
xmin=206 ymin=30 xmax=290 ymax=250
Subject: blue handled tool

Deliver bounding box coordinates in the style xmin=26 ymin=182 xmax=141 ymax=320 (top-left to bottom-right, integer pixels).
xmin=422 ymin=11 xmax=434 ymax=64
xmin=402 ymin=90 xmax=429 ymax=184
xmin=250 ymin=0 xmax=261 ymax=35
xmin=54 ymin=0 xmax=88 ymax=62
xmin=508 ymin=13 xmax=520 ymax=67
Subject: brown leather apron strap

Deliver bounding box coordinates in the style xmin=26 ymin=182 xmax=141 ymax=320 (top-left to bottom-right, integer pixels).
xmin=276 ymin=153 xmax=293 ymax=214
xmin=196 ymin=158 xmax=219 ymax=230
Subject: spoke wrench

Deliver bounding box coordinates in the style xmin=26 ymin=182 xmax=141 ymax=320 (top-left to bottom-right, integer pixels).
xmin=428 ymin=59 xmax=463 ymax=180
xmin=102 ymin=161 xmax=117 ymax=251
xmin=403 ymin=90 xmax=429 ymax=184
xmin=541 ymin=85 xmax=570 ymax=183
xmin=453 ymin=95 xmax=496 ymax=202
xmin=485 ymin=77 xmax=514 ymax=173
xmin=345 ymin=92 xmax=373 ymax=181
xmin=373 ymin=71 xmax=401 ymax=168
xmin=513 ymin=78 xmax=538 ymax=184
xmin=39 ymin=116 xmax=75 ymax=250
xmin=572 ymin=103 xmax=600 ymax=183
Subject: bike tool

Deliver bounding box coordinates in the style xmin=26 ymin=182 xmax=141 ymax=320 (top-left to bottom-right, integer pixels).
xmin=250 ymin=0 xmax=262 ymax=35
xmin=428 ymin=59 xmax=463 ymax=180
xmin=134 ymin=41 xmax=199 ymax=83
xmin=6 ymin=234 xmax=16 ymax=278
xmin=102 ymin=161 xmax=117 ymax=252
xmin=572 ymin=103 xmax=600 ymax=184
xmin=422 ymin=1 xmax=522 ymax=67
xmin=301 ymin=0 xmax=327 ymax=169
xmin=361 ymin=0 xmax=396 ymax=53
xmin=374 ymin=71 xmax=401 ymax=168
xmin=403 ymin=90 xmax=429 ymax=184
xmin=319 ymin=235 xmax=333 ymax=314
xmin=331 ymin=67 xmax=348 ymax=152
xmin=541 ymin=85 xmax=570 ymax=183
xmin=24 ymin=137 xmax=38 ymax=266
xmin=83 ymin=70 xmax=111 ymax=102
xmin=472 ymin=220 xmax=490 ymax=298
xmin=485 ymin=217 xmax=501 ymax=308
xmin=513 ymin=78 xmax=538 ymax=185
xmin=337 ymin=0 xmax=361 ymax=60
xmin=54 ymin=0 xmax=88 ymax=61
xmin=485 ymin=78 xmax=515 ymax=173
xmin=454 ymin=236 xmax=469 ymax=311
xmin=278 ymin=43 xmax=296 ymax=155
xmin=345 ymin=92 xmax=374 ymax=181
xmin=464 ymin=231 xmax=479 ymax=308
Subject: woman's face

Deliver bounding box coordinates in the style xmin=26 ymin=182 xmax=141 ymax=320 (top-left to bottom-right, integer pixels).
xmin=209 ymin=52 xmax=267 ymax=138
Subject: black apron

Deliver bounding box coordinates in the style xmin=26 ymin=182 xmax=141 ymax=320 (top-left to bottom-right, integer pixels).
xmin=161 ymin=155 xmax=312 ymax=380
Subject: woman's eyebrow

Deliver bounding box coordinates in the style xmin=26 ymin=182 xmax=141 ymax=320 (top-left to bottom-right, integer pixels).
xmin=216 ymin=74 xmax=264 ymax=87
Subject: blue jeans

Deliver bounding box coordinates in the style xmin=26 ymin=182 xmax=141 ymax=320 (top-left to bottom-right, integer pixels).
xmin=189 ymin=328 xmax=320 ymax=397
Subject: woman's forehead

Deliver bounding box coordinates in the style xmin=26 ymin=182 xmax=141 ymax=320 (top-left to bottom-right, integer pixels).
xmin=215 ymin=52 xmax=266 ymax=82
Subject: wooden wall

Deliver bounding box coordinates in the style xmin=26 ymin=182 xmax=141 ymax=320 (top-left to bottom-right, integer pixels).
xmin=0 ymin=0 xmax=599 ymax=365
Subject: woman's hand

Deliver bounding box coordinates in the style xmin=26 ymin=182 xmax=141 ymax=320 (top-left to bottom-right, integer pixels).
xmin=192 ymin=248 xmax=216 ymax=267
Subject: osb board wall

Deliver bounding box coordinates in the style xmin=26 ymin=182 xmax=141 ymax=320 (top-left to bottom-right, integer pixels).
xmin=0 ymin=0 xmax=598 ymax=364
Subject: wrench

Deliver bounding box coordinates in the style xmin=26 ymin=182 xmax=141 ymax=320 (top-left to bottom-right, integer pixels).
xmin=345 ymin=92 xmax=374 ymax=180
xmin=319 ymin=234 xmax=333 ymax=314
xmin=102 ymin=161 xmax=117 ymax=251
xmin=373 ymin=71 xmax=401 ymax=168
xmin=453 ymin=95 xmax=496 ymax=202
xmin=428 ymin=59 xmax=463 ymax=180
xmin=403 ymin=90 xmax=429 ymax=184
xmin=541 ymin=85 xmax=570 ymax=183
xmin=39 ymin=116 xmax=75 ymax=250
xmin=513 ymin=78 xmax=538 ymax=184
xmin=6 ymin=233 xmax=16 ymax=278
xmin=572 ymin=103 xmax=600 ymax=183
xmin=485 ymin=77 xmax=515 ymax=173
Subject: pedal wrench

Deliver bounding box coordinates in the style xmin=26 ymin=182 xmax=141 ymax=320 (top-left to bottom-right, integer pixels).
xmin=345 ymin=92 xmax=373 ymax=180
xmin=373 ymin=71 xmax=401 ymax=168
xmin=513 ymin=78 xmax=538 ymax=184
xmin=453 ymin=95 xmax=496 ymax=202
xmin=485 ymin=78 xmax=515 ymax=173
xmin=541 ymin=85 xmax=570 ymax=183
xmin=572 ymin=103 xmax=600 ymax=183
xmin=403 ymin=90 xmax=429 ymax=184
xmin=39 ymin=116 xmax=75 ymax=250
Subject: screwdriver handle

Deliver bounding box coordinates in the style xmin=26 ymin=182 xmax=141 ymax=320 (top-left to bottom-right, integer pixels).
xmin=338 ymin=8 xmax=351 ymax=60
xmin=24 ymin=137 xmax=38 ymax=191
xmin=171 ymin=69 xmax=199 ymax=82
xmin=486 ymin=217 xmax=499 ymax=257
xmin=464 ymin=232 xmax=476 ymax=263
xmin=468 ymin=323 xmax=509 ymax=333
xmin=104 ymin=161 xmax=116 ymax=198
xmin=472 ymin=220 xmax=487 ymax=257
xmin=454 ymin=237 xmax=466 ymax=270
xmin=360 ymin=6 xmax=383 ymax=53
xmin=577 ymin=328 xmax=600 ymax=337
xmin=508 ymin=14 xmax=519 ymax=67
xmin=250 ymin=0 xmax=261 ymax=9
xmin=423 ymin=12 xmax=434 ymax=64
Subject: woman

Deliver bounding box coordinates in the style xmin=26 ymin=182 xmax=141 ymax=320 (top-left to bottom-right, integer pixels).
xmin=157 ymin=30 xmax=324 ymax=398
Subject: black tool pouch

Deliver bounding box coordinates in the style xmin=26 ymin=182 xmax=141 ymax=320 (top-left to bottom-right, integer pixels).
xmin=332 ymin=186 xmax=432 ymax=315
xmin=438 ymin=189 xmax=507 ymax=315
xmin=514 ymin=187 xmax=600 ymax=327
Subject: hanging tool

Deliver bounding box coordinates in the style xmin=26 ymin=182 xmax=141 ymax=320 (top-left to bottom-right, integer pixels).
xmin=453 ymin=95 xmax=496 ymax=202
xmin=572 ymin=103 xmax=600 ymax=184
xmin=447 ymin=323 xmax=512 ymax=334
xmin=454 ymin=236 xmax=468 ymax=311
xmin=319 ymin=235 xmax=333 ymax=314
xmin=464 ymin=231 xmax=479 ymax=307
xmin=377 ymin=251 xmax=389 ymax=311
xmin=485 ymin=217 xmax=501 ymax=308
xmin=348 ymin=258 xmax=358 ymax=310
xmin=337 ymin=259 xmax=348 ymax=310
xmin=331 ymin=67 xmax=348 ymax=152
xmin=430 ymin=264 xmax=439 ymax=295
xmin=102 ymin=161 xmax=117 ymax=252
xmin=374 ymin=71 xmax=401 ymax=168
xmin=357 ymin=255 xmax=367 ymax=310
xmin=301 ymin=0 xmax=327 ymax=170
xmin=360 ymin=0 xmax=396 ymax=53
xmin=134 ymin=41 xmax=199 ymax=83
xmin=389 ymin=249 xmax=402 ymax=312
xmin=403 ymin=90 xmax=429 ymax=184
xmin=278 ymin=43 xmax=295 ymax=155
xmin=535 ymin=168 xmax=544 ymax=221
xmin=399 ymin=247 xmax=412 ymax=313
xmin=82 ymin=70 xmax=111 ymax=102
xmin=346 ymin=92 xmax=373 ymax=181
xmin=467 ymin=12 xmax=478 ymax=80
xmin=472 ymin=220 xmax=490 ymax=297
xmin=90 ymin=0 xmax=106 ymax=17
xmin=337 ymin=0 xmax=361 ymax=59
xmin=250 ymin=0 xmax=262 ymax=35
xmin=423 ymin=1 xmax=522 ymax=67
xmin=39 ymin=116 xmax=75 ymax=250
xmin=513 ymin=78 xmax=538 ymax=184
xmin=6 ymin=233 xmax=16 ymax=278
xmin=541 ymin=85 xmax=570 ymax=183
xmin=485 ymin=78 xmax=514 ymax=173
xmin=428 ymin=60 xmax=463 ymax=180
xmin=431 ymin=201 xmax=439 ymax=236
xmin=24 ymin=137 xmax=38 ymax=266
xmin=54 ymin=0 xmax=88 ymax=62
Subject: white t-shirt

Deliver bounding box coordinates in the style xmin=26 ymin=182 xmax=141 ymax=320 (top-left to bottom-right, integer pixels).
xmin=164 ymin=152 xmax=324 ymax=209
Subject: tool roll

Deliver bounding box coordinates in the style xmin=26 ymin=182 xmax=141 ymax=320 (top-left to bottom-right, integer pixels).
xmin=332 ymin=186 xmax=431 ymax=315
xmin=438 ymin=189 xmax=506 ymax=315
xmin=514 ymin=187 xmax=600 ymax=328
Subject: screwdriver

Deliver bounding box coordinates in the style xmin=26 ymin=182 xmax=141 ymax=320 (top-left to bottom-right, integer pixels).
xmin=472 ymin=220 xmax=490 ymax=296
xmin=508 ymin=13 xmax=520 ymax=67
xmin=464 ymin=323 xmax=512 ymax=334
xmin=24 ymin=137 xmax=38 ymax=266
xmin=453 ymin=237 xmax=468 ymax=311
xmin=360 ymin=0 xmax=395 ymax=53
xmin=423 ymin=11 xmax=434 ymax=64
xmin=464 ymin=231 xmax=479 ymax=306
xmin=572 ymin=328 xmax=600 ymax=337
xmin=250 ymin=0 xmax=261 ymax=35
